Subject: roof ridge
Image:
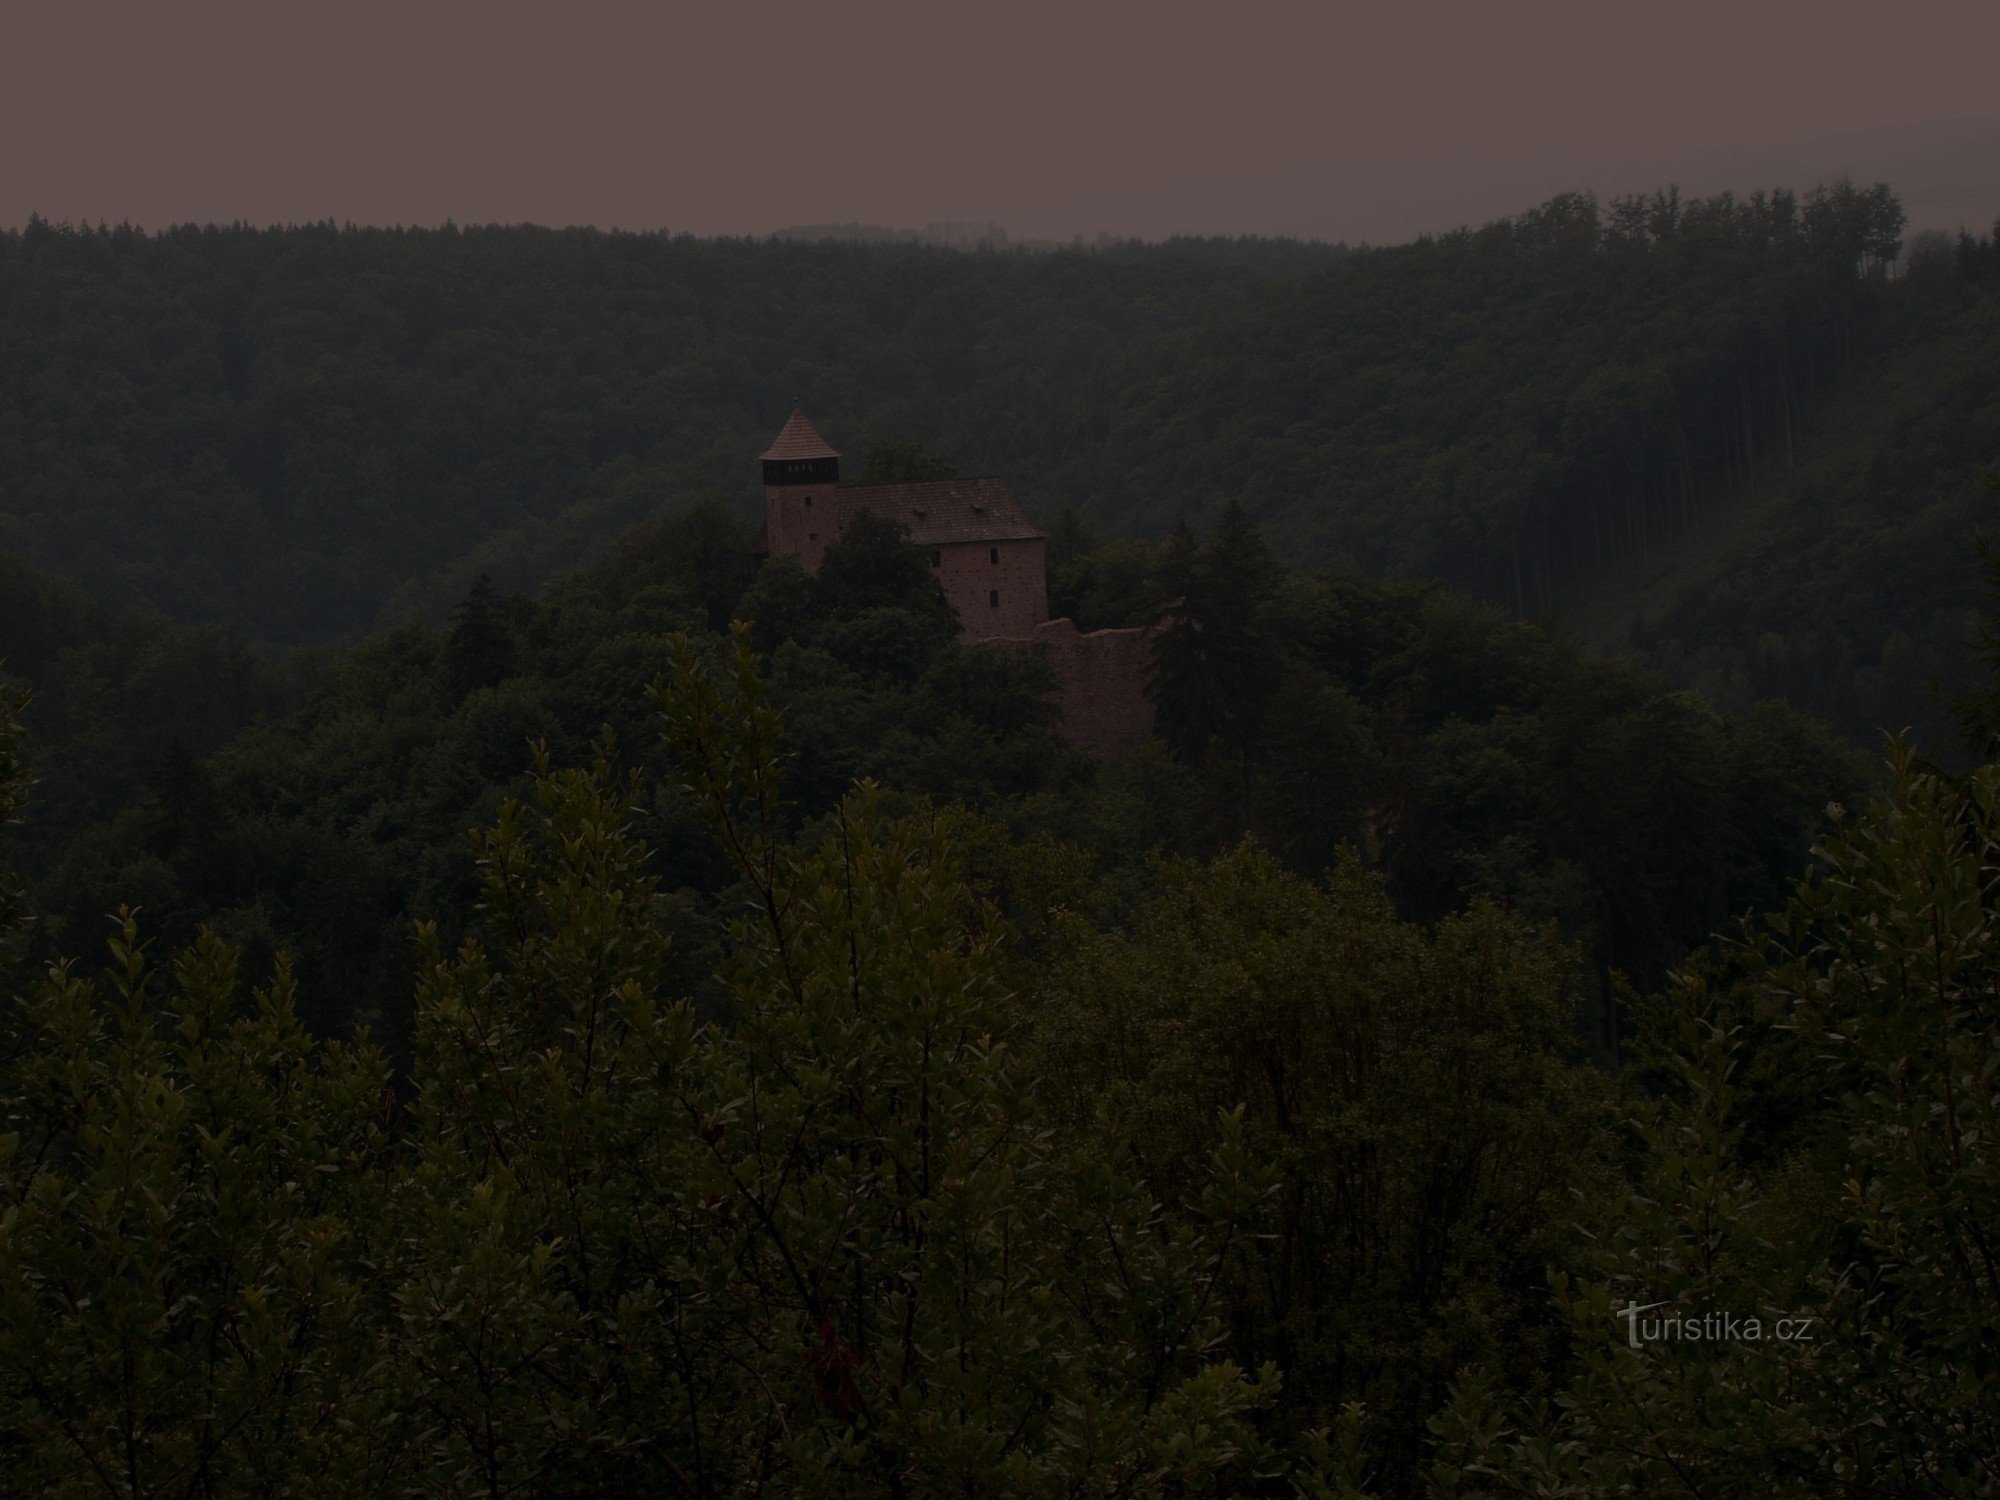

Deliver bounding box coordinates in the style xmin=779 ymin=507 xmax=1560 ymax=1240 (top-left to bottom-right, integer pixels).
xmin=761 ymin=408 xmax=840 ymax=462
xmin=836 ymin=475 xmax=1045 ymax=546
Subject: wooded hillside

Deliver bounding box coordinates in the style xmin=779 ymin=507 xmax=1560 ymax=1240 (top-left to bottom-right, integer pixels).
xmin=5 ymin=189 xmax=1995 ymax=740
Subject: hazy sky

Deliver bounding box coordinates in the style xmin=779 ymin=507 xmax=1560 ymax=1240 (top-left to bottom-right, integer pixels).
xmin=7 ymin=0 xmax=1999 ymax=242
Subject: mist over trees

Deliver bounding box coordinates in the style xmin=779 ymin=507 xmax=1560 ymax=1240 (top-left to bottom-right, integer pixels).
xmin=4 ymin=183 xmax=1997 ymax=740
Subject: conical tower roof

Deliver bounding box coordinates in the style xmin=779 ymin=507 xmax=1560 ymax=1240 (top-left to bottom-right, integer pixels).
xmin=760 ymin=409 xmax=840 ymax=462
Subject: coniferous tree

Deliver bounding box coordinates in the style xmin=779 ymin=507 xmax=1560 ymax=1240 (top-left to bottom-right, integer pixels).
xmin=1201 ymin=499 xmax=1282 ymax=792
xmin=1146 ymin=521 xmax=1220 ymax=764
xmin=1047 ymin=501 xmax=1094 ymax=569
xmin=1147 ymin=504 xmax=1279 ymax=821
xmin=441 ymin=574 xmax=521 ymax=704
xmin=0 ymin=683 xmax=26 ymax=969
xmin=1949 ymin=470 xmax=2000 ymax=759
xmin=140 ymin=737 xmax=225 ymax=862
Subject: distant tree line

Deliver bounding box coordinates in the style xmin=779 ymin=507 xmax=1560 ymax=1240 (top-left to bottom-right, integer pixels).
xmin=5 ymin=192 xmax=1998 ymax=749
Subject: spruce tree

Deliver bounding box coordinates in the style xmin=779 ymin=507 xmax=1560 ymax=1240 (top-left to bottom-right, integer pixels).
xmin=1201 ymin=498 xmax=1281 ymax=785
xmin=1146 ymin=521 xmax=1219 ymax=763
xmin=441 ymin=574 xmax=521 ymax=703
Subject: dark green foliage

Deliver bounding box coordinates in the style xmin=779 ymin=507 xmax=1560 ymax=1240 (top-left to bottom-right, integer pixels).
xmin=0 ymin=222 xmax=1286 ymax=646
xmin=1146 ymin=523 xmax=1217 ymax=762
xmin=11 ymin=496 xmax=1868 ymax=1058
xmin=0 ymin=685 xmax=27 ymax=972
xmin=8 ymin=193 xmax=2000 ymax=1494
xmin=1137 ymin=510 xmax=1872 ymax=1029
xmin=737 ymin=553 xmax=818 ymax=657
xmin=5 ymin=197 xmax=1995 ymax=756
xmin=0 ymin=635 xmax=1286 ymax=1495
xmin=809 ymin=511 xmax=959 ymax=673
xmin=1035 ymin=848 xmax=1610 ymax=1491
xmin=439 ymin=574 xmax=524 ymax=703
xmin=1146 ymin=502 xmax=1282 ymax=777
xmin=1192 ymin=499 xmax=1282 ymax=790
xmin=1950 ymin=469 xmax=2000 ymax=758
xmin=1602 ymin=295 xmax=2000 ymax=750
xmin=0 ymin=919 xmax=398 ymax=1492
xmin=591 ymin=497 xmax=762 ymax=631
xmin=0 ymin=554 xmax=296 ymax=875
xmin=21 ymin=505 xmax=1088 ymax=1043
xmin=1048 ymin=502 xmax=1157 ymax=631
xmin=1438 ymin=749 xmax=2000 ymax=1495
xmin=0 ymin=562 xmax=1983 ymax=1492
xmin=1253 ymin=665 xmax=1374 ymax=872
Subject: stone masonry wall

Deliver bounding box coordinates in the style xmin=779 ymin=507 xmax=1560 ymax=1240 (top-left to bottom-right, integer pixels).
xmin=763 ymin=482 xmax=842 ymax=570
xmin=994 ymin=616 xmax=1159 ymax=761
xmin=933 ymin=537 xmax=1048 ymax=640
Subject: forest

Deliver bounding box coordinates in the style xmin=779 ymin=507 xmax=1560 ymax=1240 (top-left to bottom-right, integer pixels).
xmin=1 ymin=180 xmax=1998 ymax=1493
xmin=2 ymin=502 xmax=1867 ymax=1055
xmin=3 ymin=183 xmax=1998 ymax=741
xmin=2 ymin=481 xmax=1993 ymax=1492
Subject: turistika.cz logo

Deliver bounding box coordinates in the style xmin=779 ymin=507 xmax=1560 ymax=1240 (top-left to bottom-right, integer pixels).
xmin=1619 ymin=1301 xmax=1818 ymax=1348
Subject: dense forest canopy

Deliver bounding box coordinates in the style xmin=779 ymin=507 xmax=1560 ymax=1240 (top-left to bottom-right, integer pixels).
xmin=2 ymin=497 xmax=1867 ymax=1074
xmin=4 ymin=184 xmax=1997 ymax=742
xmin=4 ymin=178 xmax=2000 ymax=1492
xmin=1 ymin=594 xmax=1994 ymax=1492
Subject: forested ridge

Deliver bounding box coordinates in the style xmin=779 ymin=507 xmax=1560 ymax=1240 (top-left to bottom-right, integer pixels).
xmin=1 ymin=510 xmax=1996 ymax=1489
xmin=5 ymin=184 xmax=1998 ymax=740
xmin=4 ymin=183 xmax=2000 ymax=1493
xmin=3 ymin=502 xmax=1866 ymax=1061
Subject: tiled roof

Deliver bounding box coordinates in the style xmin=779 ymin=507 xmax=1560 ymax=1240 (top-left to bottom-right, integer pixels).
xmin=761 ymin=409 xmax=841 ymax=461
xmin=841 ymin=478 xmax=1046 ymax=546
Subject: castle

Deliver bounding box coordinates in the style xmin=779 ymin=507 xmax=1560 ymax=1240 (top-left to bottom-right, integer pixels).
xmin=759 ymin=409 xmax=1049 ymax=638
xmin=757 ymin=410 xmax=1156 ymax=758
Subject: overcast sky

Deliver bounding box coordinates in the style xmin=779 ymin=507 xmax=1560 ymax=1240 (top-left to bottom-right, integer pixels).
xmin=6 ymin=0 xmax=1999 ymax=243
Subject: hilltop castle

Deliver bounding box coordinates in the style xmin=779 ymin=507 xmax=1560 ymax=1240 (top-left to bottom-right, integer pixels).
xmin=758 ymin=409 xmax=1048 ymax=639
xmin=755 ymin=410 xmax=1156 ymax=758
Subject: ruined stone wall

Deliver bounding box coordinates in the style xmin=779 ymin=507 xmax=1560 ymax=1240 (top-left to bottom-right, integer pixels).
xmin=994 ymin=616 xmax=1159 ymax=761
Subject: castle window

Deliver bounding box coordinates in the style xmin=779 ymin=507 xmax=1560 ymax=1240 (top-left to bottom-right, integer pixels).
xmin=803 ymin=495 xmax=812 ymax=508
xmin=989 ymin=547 xmax=999 ymax=564
xmin=989 ymin=589 xmax=1000 ymax=608
xmin=930 ymin=550 xmax=941 ymax=568
xmin=808 ymin=532 xmax=818 ymax=542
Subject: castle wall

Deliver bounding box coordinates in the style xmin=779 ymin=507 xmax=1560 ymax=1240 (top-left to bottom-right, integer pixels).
xmin=763 ymin=482 xmax=842 ymax=569
xmin=764 ymin=478 xmax=1154 ymax=757
xmin=757 ymin=429 xmax=1151 ymax=756
xmin=994 ymin=617 xmax=1159 ymax=761
xmin=933 ymin=537 xmax=1048 ymax=640
xmin=768 ymin=493 xmax=1046 ymax=634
